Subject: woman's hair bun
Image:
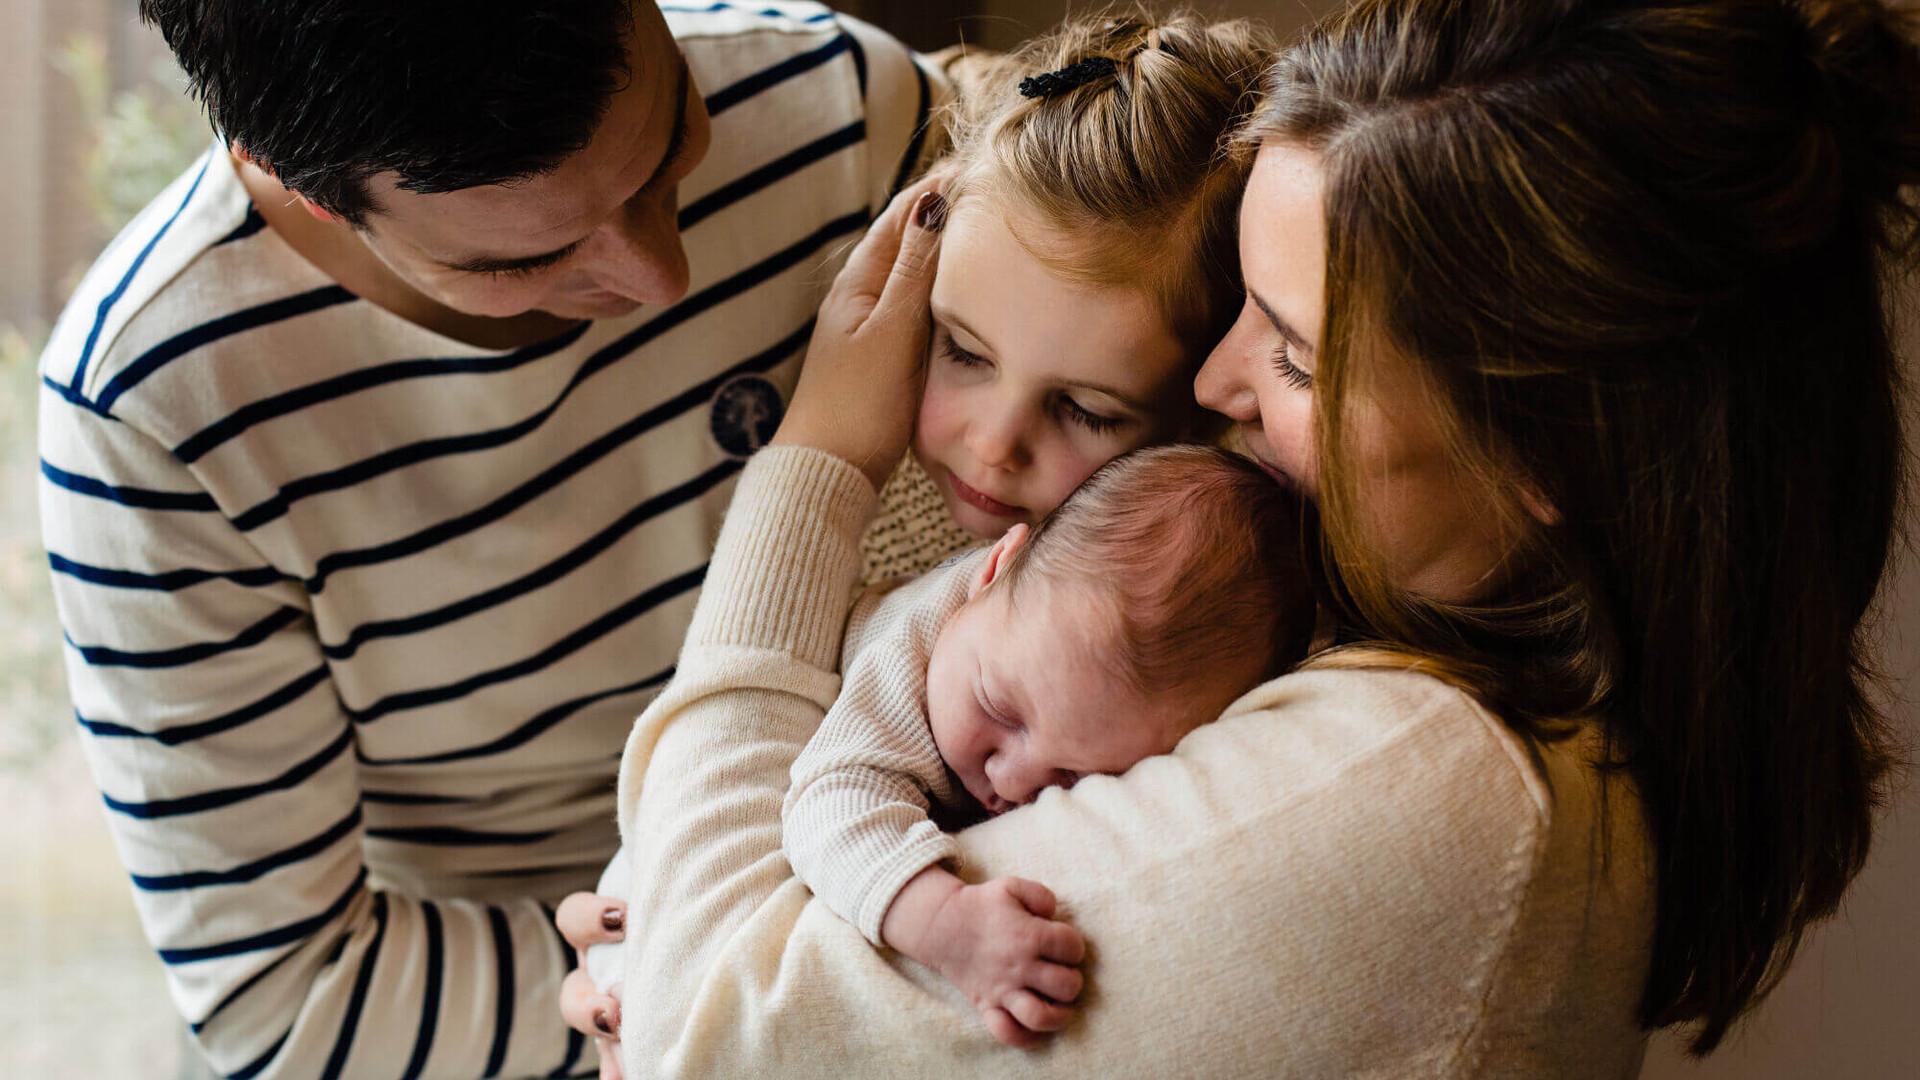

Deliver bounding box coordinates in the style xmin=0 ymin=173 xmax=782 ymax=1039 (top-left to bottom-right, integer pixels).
xmin=1791 ymin=0 xmax=1920 ymax=253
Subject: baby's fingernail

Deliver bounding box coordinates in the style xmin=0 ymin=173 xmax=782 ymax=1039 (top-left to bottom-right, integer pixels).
xmin=912 ymin=191 xmax=948 ymax=232
xmin=593 ymin=1009 xmax=614 ymax=1036
xmin=601 ymin=907 xmax=624 ymax=933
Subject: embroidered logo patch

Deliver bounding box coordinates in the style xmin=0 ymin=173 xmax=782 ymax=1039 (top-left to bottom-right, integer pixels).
xmin=708 ymin=374 xmax=784 ymax=458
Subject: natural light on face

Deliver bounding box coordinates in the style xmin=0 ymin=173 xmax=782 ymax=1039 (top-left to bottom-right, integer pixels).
xmin=914 ymin=202 xmax=1194 ymax=539
xmin=352 ymin=3 xmax=712 ymax=322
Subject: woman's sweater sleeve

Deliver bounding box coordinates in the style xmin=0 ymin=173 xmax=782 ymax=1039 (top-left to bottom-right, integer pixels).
xmin=614 ymin=447 xmax=1622 ymax=1079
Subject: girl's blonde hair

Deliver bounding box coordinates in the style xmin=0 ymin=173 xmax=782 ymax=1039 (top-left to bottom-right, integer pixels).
xmin=941 ymin=7 xmax=1275 ymax=358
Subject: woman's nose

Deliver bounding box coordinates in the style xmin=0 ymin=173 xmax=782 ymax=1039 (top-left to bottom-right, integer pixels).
xmin=579 ymin=194 xmax=691 ymax=306
xmin=1195 ymin=339 xmax=1259 ymax=423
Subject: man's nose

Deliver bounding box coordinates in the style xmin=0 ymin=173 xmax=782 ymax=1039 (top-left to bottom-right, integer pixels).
xmin=580 ymin=194 xmax=691 ymax=306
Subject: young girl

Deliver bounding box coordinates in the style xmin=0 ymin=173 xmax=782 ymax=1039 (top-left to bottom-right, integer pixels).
xmin=857 ymin=9 xmax=1273 ymax=581
xmin=588 ymin=2 xmax=1276 ymax=1043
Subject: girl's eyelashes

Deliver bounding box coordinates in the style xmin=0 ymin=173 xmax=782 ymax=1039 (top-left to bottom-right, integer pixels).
xmin=936 ymin=332 xmax=1129 ymax=436
xmin=941 ymin=338 xmax=989 ymax=368
xmin=1272 ymin=341 xmax=1314 ymax=390
xmin=1057 ymin=395 xmax=1124 ymax=436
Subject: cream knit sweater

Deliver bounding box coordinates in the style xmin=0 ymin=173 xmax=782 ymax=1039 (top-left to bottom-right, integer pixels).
xmin=616 ymin=446 xmax=1657 ymax=1079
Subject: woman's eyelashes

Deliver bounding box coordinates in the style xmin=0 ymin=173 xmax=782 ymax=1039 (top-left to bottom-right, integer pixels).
xmin=1271 ymin=341 xmax=1314 ymax=390
xmin=936 ymin=337 xmax=1130 ymax=436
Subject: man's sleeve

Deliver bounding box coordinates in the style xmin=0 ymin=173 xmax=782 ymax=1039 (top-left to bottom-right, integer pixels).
xmin=37 ymin=377 xmax=589 ymax=1079
xmin=831 ymin=13 xmax=956 ymax=213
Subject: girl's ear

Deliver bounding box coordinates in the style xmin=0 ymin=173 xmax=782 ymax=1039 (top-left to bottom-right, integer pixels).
xmin=968 ymin=523 xmax=1031 ymax=599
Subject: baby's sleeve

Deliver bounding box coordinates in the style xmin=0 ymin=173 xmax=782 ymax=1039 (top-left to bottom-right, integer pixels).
xmin=782 ymin=556 xmax=980 ymax=945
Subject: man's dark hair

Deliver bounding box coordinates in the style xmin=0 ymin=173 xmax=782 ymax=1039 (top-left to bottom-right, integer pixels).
xmin=142 ymin=1 xmax=638 ymax=224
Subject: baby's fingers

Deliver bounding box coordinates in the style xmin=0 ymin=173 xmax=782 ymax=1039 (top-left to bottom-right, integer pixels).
xmin=1027 ymin=960 xmax=1084 ymax=1004
xmin=1040 ymin=919 xmax=1085 ymax=965
xmin=1002 ymin=877 xmax=1057 ymax=919
xmin=1004 ymin=988 xmax=1075 ymax=1034
xmin=983 ymin=1007 xmax=1040 ymax=1049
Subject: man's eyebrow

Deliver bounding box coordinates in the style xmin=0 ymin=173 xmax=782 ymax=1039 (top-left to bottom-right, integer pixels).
xmin=1249 ymin=288 xmax=1317 ymax=355
xmin=442 ymin=58 xmax=693 ymax=276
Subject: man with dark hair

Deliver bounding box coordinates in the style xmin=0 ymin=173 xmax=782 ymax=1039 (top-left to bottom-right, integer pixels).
xmin=37 ymin=3 xmax=946 ymax=1076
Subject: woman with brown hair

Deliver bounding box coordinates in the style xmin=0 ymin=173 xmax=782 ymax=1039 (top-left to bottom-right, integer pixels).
xmin=561 ymin=1 xmax=1917 ymax=1075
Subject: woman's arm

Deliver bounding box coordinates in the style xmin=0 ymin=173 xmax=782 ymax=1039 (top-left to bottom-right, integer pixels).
xmin=617 ymin=489 xmax=1566 ymax=1077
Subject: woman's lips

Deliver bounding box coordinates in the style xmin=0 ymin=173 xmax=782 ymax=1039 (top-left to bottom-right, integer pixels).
xmin=947 ymin=472 xmax=1024 ymax=518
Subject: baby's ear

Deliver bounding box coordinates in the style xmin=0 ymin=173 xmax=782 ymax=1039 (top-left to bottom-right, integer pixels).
xmin=969 ymin=523 xmax=1031 ymax=599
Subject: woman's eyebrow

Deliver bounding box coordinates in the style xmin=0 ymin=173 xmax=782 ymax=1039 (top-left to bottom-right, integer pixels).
xmin=1249 ymin=288 xmax=1316 ymax=355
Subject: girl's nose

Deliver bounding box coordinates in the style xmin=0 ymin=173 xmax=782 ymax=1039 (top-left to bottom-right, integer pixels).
xmin=965 ymin=406 xmax=1030 ymax=470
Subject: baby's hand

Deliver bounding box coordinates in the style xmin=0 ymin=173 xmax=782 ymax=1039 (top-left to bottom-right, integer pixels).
xmin=882 ymin=868 xmax=1087 ymax=1048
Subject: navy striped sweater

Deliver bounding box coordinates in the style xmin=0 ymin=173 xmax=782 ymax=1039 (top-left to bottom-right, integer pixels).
xmin=35 ymin=4 xmax=944 ymax=1077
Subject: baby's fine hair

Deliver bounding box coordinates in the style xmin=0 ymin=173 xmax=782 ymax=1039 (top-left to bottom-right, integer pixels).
xmin=998 ymin=444 xmax=1317 ymax=698
xmin=941 ymin=7 xmax=1275 ymax=357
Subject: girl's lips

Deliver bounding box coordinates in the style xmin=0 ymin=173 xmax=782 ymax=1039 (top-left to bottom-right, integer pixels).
xmin=947 ymin=472 xmax=1024 ymax=518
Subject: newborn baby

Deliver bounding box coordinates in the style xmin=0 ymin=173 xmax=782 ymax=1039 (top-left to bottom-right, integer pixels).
xmin=593 ymin=444 xmax=1314 ymax=1045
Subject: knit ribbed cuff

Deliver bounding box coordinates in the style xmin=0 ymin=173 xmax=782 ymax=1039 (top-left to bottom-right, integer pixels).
xmin=686 ymin=445 xmax=880 ymax=672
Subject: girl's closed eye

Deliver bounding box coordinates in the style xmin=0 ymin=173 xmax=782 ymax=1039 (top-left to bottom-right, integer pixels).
xmin=941 ymin=337 xmax=990 ymax=369
xmin=1056 ymin=394 xmax=1125 ymax=436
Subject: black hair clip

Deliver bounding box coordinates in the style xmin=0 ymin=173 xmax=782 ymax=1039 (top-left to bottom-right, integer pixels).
xmin=1018 ymin=56 xmax=1117 ymax=99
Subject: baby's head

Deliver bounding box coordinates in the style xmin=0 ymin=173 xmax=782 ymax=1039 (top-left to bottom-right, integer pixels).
xmin=926 ymin=445 xmax=1315 ymax=814
xmin=917 ymin=10 xmax=1273 ymax=537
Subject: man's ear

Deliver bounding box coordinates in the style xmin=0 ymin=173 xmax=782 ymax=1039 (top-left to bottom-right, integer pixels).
xmin=967 ymin=523 xmax=1030 ymax=600
xmin=232 ymin=143 xmax=344 ymax=225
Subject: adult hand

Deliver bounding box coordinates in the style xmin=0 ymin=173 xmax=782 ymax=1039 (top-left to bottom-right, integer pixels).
xmin=556 ymin=891 xmax=626 ymax=1080
xmin=771 ymin=176 xmax=946 ymax=490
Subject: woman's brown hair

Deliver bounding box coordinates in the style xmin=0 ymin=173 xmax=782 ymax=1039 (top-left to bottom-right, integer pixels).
xmin=1250 ymin=0 xmax=1918 ymax=1055
xmin=941 ymin=7 xmax=1274 ymax=358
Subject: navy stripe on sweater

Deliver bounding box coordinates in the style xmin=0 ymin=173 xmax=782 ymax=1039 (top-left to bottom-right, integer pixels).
xmin=680 ymin=121 xmax=865 ymax=231
xmin=398 ymin=901 xmax=445 ymax=1080
xmin=41 ymin=459 xmax=217 ymax=511
xmin=70 ymin=152 xmax=213 ymax=394
xmin=160 ymin=867 xmax=366 ymax=964
xmin=318 ymin=893 xmax=389 ymax=1080
xmin=78 ymin=667 xmax=328 ymax=745
xmin=48 ymin=551 xmax=290 ymax=591
xmin=173 ymin=321 xmax=594 ymax=465
xmin=96 ymin=286 xmax=357 ymax=412
xmin=68 ymin=604 xmax=303 ymax=669
xmin=131 ymin=806 xmax=362 ymax=891
xmin=704 ymin=33 xmax=851 ymax=117
xmin=484 ymin=908 xmax=515 ymax=1077
xmin=103 ymin=726 xmax=353 ymax=819
xmin=355 ymin=667 xmax=672 ymax=767
xmin=342 ymin=564 xmax=709 ymax=725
